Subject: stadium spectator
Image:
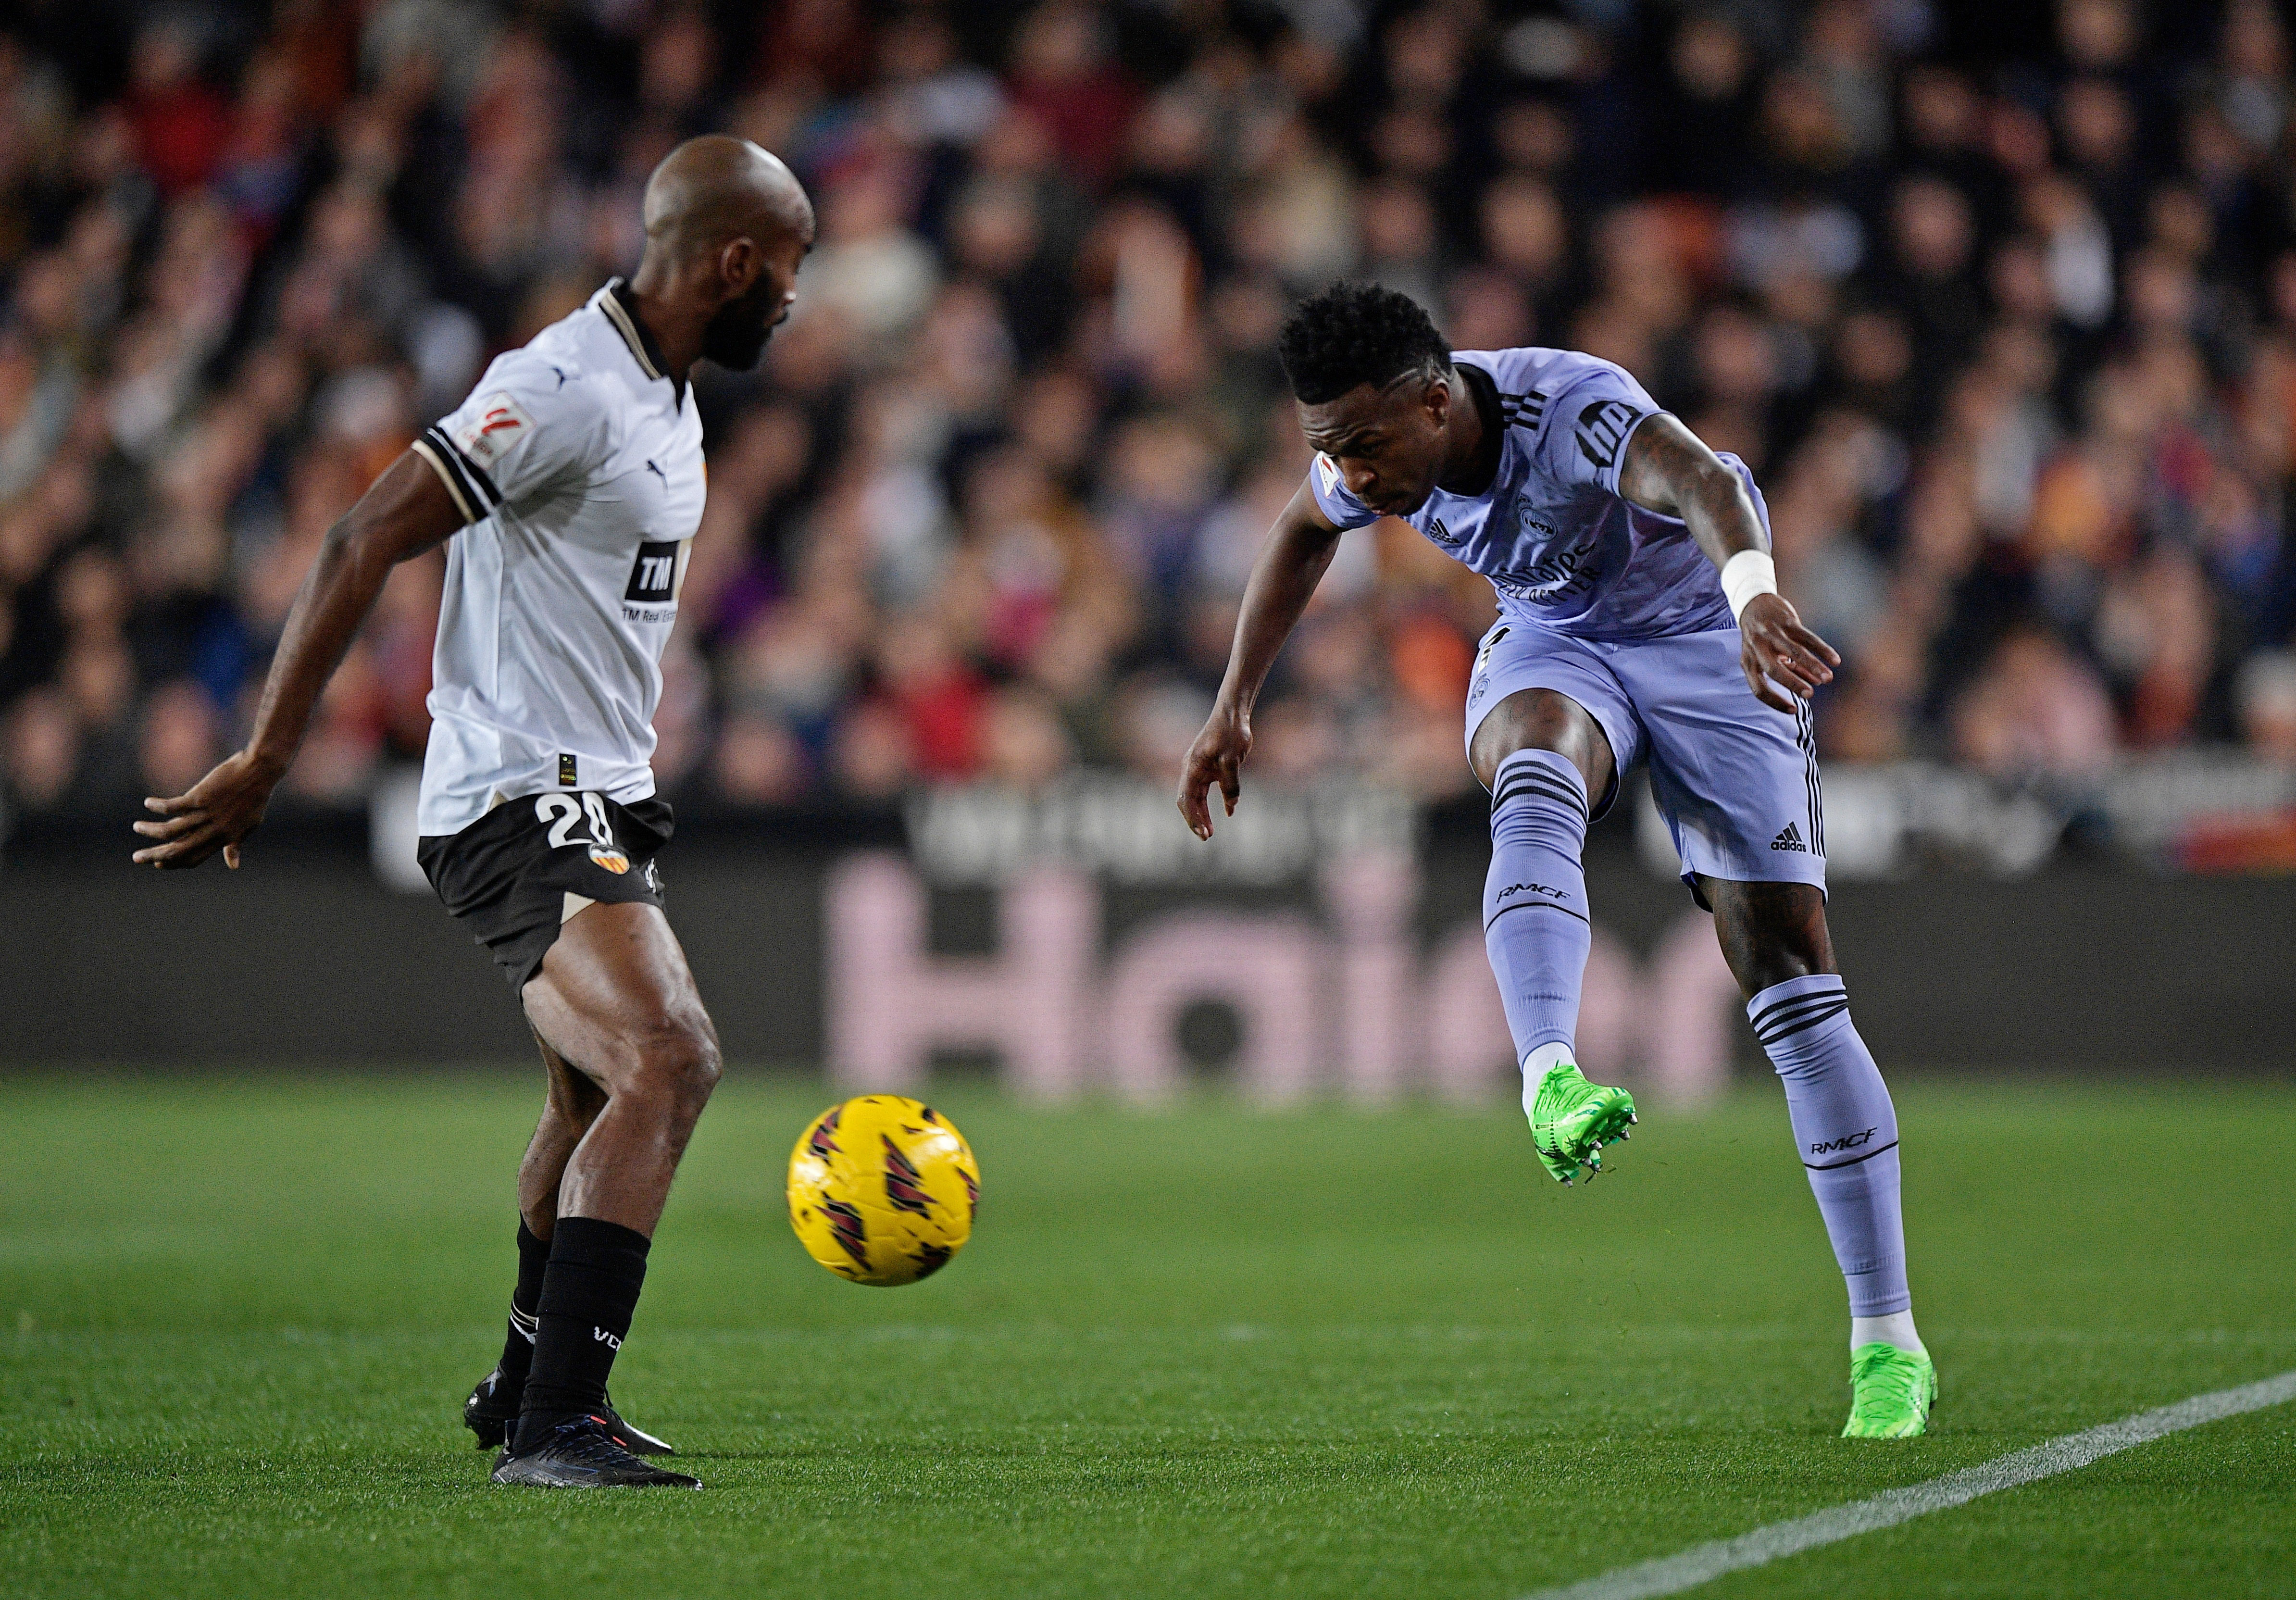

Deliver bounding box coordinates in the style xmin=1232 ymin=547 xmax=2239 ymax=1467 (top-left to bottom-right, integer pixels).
xmin=2 ymin=0 xmax=2295 ymax=833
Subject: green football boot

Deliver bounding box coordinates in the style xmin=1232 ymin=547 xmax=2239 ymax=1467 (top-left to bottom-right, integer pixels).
xmin=1527 ymin=1061 xmax=1636 ymax=1185
xmin=1842 ymin=1343 xmax=1937 ymax=1438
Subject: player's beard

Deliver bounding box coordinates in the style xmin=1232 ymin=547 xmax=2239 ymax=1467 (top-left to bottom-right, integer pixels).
xmin=699 ymin=276 xmax=780 ymax=371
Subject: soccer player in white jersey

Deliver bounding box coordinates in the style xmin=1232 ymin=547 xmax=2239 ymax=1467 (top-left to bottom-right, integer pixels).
xmin=131 ymin=137 xmax=815 ymax=1487
xmin=1177 ymin=283 xmax=1935 ymax=1438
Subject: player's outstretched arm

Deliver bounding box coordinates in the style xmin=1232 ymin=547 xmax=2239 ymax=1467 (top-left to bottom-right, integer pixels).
xmin=1617 ymin=412 xmax=1839 ymax=713
xmin=130 ymin=451 xmax=467 ymax=870
xmin=1177 ymin=477 xmax=1343 ymax=839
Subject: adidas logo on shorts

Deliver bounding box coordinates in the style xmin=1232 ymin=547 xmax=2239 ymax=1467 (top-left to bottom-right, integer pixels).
xmin=1770 ymin=823 xmax=1809 ymax=853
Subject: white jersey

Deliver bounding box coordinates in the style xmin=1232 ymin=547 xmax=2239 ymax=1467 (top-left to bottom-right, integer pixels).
xmin=409 ymin=280 xmax=706 ymax=837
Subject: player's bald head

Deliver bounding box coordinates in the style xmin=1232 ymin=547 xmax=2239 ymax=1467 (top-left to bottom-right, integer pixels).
xmin=641 ymin=136 xmax=813 ymax=262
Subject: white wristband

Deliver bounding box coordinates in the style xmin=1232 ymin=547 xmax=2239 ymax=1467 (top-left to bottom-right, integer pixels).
xmin=1720 ymin=550 xmax=1777 ymax=623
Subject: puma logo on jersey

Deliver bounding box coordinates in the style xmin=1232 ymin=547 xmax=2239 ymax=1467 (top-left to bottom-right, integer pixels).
xmin=646 ymin=459 xmax=667 ymax=486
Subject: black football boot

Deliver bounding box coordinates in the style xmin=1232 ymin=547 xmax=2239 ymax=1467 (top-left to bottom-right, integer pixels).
xmin=464 ymin=1367 xmax=675 ymax=1455
xmin=490 ymin=1414 xmax=701 ymax=1488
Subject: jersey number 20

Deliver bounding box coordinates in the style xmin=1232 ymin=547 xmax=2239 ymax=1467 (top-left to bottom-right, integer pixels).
xmin=535 ymin=792 xmax=616 ymax=850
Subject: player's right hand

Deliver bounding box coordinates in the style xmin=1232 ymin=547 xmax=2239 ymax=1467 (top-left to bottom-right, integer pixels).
xmin=1738 ymin=592 xmax=1839 ymax=713
xmin=130 ymin=749 xmax=284 ymax=871
xmin=1177 ymin=705 xmax=1252 ymax=840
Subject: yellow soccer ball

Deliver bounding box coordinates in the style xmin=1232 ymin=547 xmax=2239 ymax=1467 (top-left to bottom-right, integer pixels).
xmin=788 ymin=1096 xmax=979 ymax=1286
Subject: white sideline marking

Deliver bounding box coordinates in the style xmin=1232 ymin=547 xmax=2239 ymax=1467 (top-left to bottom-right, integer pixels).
xmin=1523 ymin=1369 xmax=2296 ymax=1600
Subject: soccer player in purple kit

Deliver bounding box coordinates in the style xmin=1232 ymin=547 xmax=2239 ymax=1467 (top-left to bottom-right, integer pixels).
xmin=1177 ymin=283 xmax=1934 ymax=1438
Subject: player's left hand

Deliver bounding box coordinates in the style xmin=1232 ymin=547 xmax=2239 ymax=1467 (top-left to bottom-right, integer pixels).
xmin=1738 ymin=593 xmax=1839 ymax=712
xmin=1177 ymin=703 xmax=1252 ymax=840
xmin=130 ymin=749 xmax=284 ymax=871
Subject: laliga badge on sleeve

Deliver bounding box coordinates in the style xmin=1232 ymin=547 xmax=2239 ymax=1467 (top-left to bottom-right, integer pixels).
xmin=455 ymin=391 xmax=536 ymax=470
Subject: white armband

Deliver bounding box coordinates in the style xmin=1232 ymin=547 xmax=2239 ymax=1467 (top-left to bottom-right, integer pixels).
xmin=1720 ymin=550 xmax=1777 ymax=623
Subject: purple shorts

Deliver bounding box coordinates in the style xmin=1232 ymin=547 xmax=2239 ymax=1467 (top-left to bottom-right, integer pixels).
xmin=1466 ymin=619 xmax=1826 ymax=900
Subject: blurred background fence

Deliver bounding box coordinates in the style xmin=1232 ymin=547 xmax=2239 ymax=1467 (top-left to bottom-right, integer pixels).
xmin=1 ymin=1 xmax=2294 ymax=1084
xmin=6 ymin=779 xmax=2291 ymax=1087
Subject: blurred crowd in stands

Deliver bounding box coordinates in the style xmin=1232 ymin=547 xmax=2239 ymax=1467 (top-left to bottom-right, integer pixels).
xmin=4 ymin=0 xmax=2296 ymax=829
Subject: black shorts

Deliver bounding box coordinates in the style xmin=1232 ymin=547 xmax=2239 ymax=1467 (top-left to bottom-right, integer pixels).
xmin=418 ymin=792 xmax=674 ymax=992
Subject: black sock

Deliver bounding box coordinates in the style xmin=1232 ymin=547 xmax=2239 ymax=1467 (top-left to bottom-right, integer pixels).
xmin=494 ymin=1219 xmax=552 ymax=1389
xmin=515 ymin=1216 xmax=649 ymax=1450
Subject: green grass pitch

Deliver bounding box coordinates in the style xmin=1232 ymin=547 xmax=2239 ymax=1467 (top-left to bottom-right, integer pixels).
xmin=1 ymin=1072 xmax=2290 ymax=1598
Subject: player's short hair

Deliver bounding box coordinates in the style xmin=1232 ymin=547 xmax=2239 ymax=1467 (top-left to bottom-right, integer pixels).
xmin=1277 ymin=282 xmax=1453 ymax=405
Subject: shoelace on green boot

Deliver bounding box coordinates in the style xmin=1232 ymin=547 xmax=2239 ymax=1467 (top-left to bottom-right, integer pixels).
xmin=1843 ymin=1342 xmax=1936 ymax=1438
xmin=1527 ymin=1062 xmax=1636 ymax=1185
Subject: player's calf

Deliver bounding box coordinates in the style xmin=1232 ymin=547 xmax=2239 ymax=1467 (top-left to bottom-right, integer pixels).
xmin=511 ymin=1216 xmax=655 ymax=1450
xmin=1481 ymin=748 xmax=1596 ymax=1070
xmin=467 ymin=1218 xmax=550 ymax=1441
xmin=1745 ymin=973 xmax=1917 ymax=1343
xmin=502 ymin=1045 xmax=716 ymax=1455
xmin=505 ymin=905 xmax=722 ymax=1459
xmin=1708 ymin=884 xmax=1927 ymax=1361
xmin=463 ymin=1220 xmax=674 ymax=1458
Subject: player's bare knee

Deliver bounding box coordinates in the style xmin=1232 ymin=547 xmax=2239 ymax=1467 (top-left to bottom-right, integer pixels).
xmin=543 ymin=1070 xmax=607 ymax=1127
xmin=626 ymin=1019 xmax=719 ymax=1120
xmin=1707 ymin=879 xmax=1834 ymax=995
xmin=1471 ymin=688 xmax=1612 ymax=800
xmin=676 ymin=1034 xmax=723 ymax=1110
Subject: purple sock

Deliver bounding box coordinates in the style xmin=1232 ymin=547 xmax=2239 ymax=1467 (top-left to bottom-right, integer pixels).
xmin=1484 ymin=750 xmax=1591 ymax=1066
xmin=1749 ymin=974 xmax=1909 ymax=1317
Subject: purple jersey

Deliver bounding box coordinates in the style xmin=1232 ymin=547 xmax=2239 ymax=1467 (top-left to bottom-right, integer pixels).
xmin=1309 ymin=347 xmax=1736 ymax=640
